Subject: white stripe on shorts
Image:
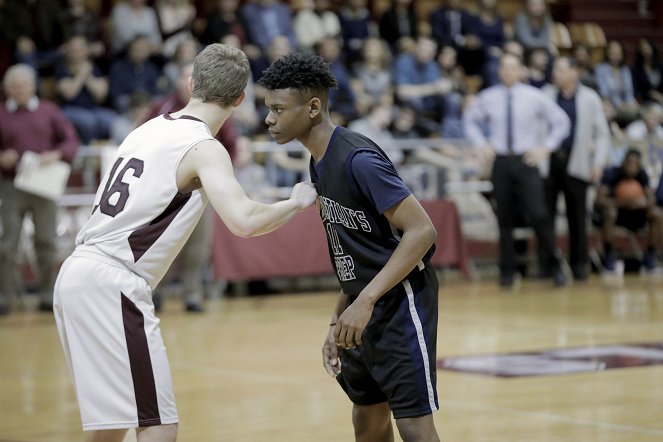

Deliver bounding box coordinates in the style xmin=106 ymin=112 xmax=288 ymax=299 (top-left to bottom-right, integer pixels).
xmin=402 ymin=279 xmax=438 ymax=413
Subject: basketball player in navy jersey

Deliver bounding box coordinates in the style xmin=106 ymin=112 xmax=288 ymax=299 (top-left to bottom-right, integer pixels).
xmin=260 ymin=53 xmax=440 ymax=441
xmin=53 ymin=44 xmax=317 ymax=442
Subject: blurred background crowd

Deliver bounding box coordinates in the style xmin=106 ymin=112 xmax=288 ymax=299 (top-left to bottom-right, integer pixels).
xmin=2 ymin=0 xmax=663 ymax=313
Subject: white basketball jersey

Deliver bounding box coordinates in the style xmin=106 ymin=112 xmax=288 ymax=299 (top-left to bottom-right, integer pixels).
xmin=76 ymin=114 xmax=216 ymax=288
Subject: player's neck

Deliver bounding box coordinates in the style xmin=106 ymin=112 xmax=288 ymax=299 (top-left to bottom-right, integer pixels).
xmin=300 ymin=119 xmax=336 ymax=163
xmin=172 ymin=101 xmax=232 ymax=136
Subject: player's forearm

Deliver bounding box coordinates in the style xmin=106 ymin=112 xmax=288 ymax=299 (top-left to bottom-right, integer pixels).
xmin=330 ymin=290 xmax=348 ymax=324
xmin=239 ymin=198 xmax=303 ymax=237
xmin=358 ymin=223 xmax=437 ymax=306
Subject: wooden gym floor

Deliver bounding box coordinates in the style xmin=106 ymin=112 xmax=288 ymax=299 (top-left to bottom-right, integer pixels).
xmin=2 ymin=275 xmax=663 ymax=441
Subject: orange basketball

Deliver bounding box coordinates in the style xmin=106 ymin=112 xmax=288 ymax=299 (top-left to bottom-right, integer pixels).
xmin=615 ymin=179 xmax=645 ymax=201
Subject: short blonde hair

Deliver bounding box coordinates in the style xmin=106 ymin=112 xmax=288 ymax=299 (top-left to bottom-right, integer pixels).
xmin=191 ymin=44 xmax=249 ymax=107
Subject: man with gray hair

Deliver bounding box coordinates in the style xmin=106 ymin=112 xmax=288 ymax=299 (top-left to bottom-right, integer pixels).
xmin=464 ymin=53 xmax=570 ymax=287
xmin=53 ymin=44 xmax=317 ymax=441
xmin=543 ymin=56 xmax=610 ymax=280
xmin=0 ymin=63 xmax=80 ymax=315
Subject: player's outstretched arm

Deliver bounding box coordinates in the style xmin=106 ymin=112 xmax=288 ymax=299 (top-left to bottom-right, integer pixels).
xmin=178 ymin=139 xmax=317 ymax=237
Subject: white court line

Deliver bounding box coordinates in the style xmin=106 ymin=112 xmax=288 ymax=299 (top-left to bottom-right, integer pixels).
xmin=442 ymin=398 xmax=663 ymax=437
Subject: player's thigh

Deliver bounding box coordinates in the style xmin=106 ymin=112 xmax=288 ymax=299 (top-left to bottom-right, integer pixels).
xmin=55 ymin=256 xmax=177 ymax=430
xmin=368 ymin=265 xmax=439 ymax=420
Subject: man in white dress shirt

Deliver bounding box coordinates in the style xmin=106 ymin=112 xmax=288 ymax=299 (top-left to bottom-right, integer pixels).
xmin=464 ymin=53 xmax=571 ymax=287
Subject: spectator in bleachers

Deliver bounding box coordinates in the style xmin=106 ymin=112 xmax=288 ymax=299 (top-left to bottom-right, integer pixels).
xmin=0 ymin=64 xmax=80 ymax=315
xmin=110 ymin=0 xmax=162 ymax=56
xmin=542 ymin=56 xmax=610 ymax=281
xmin=574 ymin=44 xmax=599 ymax=91
xmin=241 ymin=0 xmax=298 ymax=52
xmin=317 ymin=36 xmax=358 ymax=124
xmin=464 ymin=53 xmax=570 ymax=287
xmin=391 ymin=104 xmax=430 ymax=138
xmin=514 ymin=0 xmax=552 ymax=52
xmin=474 ymin=0 xmax=506 ymax=87
xmin=59 ymin=0 xmax=106 ymax=59
xmin=252 ymin=35 xmax=293 ymax=92
xmin=594 ymin=149 xmax=662 ymax=273
xmin=338 ymin=0 xmax=375 ymax=66
xmin=293 ymin=0 xmax=341 ymax=53
xmin=394 ymin=36 xmax=450 ymax=131
xmin=596 ymin=40 xmax=639 ymax=125
xmin=437 ymin=45 xmax=466 ymax=138
xmin=351 ymin=37 xmax=393 ymax=115
xmin=54 ymin=36 xmax=116 ymax=144
xmin=109 ymin=91 xmax=152 ymax=144
xmin=109 ymin=36 xmax=162 ymax=113
xmin=200 ymin=0 xmax=248 ymax=46
xmin=155 ymin=0 xmax=196 ymax=59
xmin=526 ymin=47 xmax=551 ymax=88
xmin=141 ymin=62 xmax=238 ymax=160
xmin=348 ymin=102 xmax=403 ymax=165
xmin=378 ymin=0 xmax=419 ymax=52
xmin=392 ymin=104 xmax=467 ymax=185
xmin=2 ymin=0 xmax=64 ymax=74
xmin=219 ymin=34 xmax=259 ymax=135
xmin=162 ymin=37 xmax=200 ymax=93
xmin=503 ymin=40 xmax=526 ymax=62
xmin=429 ymin=0 xmax=482 ymax=76
xmin=632 ymin=37 xmax=663 ymax=104
xmin=234 ymin=136 xmax=282 ymax=202
xmin=624 ymin=102 xmax=663 ymax=182
xmin=429 ymin=0 xmax=475 ymax=50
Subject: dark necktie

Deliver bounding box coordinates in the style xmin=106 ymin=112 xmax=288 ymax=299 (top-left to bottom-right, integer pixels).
xmin=506 ymin=90 xmax=513 ymax=153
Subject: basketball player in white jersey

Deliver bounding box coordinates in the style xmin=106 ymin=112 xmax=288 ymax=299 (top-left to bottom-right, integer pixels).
xmin=53 ymin=44 xmax=317 ymax=442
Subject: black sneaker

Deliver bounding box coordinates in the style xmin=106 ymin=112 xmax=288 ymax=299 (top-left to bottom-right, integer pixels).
xmin=185 ymin=302 xmax=204 ymax=313
xmin=38 ymin=301 xmax=53 ymax=312
xmin=553 ymin=268 xmax=567 ymax=287
xmin=642 ymin=250 xmax=658 ymax=272
xmin=499 ymin=275 xmax=514 ymax=288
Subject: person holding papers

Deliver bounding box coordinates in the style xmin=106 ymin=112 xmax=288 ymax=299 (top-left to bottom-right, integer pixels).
xmin=0 ymin=64 xmax=80 ymax=315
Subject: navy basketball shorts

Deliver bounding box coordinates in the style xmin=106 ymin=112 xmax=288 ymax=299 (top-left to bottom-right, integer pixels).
xmin=336 ymin=263 xmax=439 ymax=419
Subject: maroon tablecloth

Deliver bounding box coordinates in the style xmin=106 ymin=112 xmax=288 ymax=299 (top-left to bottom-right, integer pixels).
xmin=212 ymin=199 xmax=469 ymax=281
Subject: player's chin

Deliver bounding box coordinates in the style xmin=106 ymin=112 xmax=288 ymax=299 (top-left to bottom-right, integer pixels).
xmin=272 ymin=134 xmax=295 ymax=145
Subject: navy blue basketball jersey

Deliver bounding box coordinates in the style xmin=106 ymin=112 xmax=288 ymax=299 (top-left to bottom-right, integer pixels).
xmin=310 ymin=126 xmax=435 ymax=296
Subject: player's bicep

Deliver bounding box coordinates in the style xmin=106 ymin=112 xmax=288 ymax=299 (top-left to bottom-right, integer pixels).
xmin=182 ymin=140 xmax=254 ymax=234
xmin=384 ymin=194 xmax=435 ymax=235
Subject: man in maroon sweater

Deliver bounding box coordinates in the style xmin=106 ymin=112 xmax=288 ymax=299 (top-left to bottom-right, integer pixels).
xmin=0 ymin=64 xmax=80 ymax=314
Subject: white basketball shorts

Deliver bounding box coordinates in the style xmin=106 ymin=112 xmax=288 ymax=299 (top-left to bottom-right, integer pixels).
xmin=53 ymin=248 xmax=178 ymax=431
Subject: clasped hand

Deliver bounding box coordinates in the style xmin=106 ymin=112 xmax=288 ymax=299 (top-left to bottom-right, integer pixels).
xmin=290 ymin=181 xmax=318 ymax=209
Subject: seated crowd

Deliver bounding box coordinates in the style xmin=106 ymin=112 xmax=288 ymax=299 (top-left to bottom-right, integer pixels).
xmin=1 ymin=0 xmax=663 ymax=297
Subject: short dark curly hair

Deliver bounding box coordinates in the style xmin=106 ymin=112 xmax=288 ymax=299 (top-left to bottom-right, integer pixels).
xmin=258 ymin=52 xmax=338 ymax=95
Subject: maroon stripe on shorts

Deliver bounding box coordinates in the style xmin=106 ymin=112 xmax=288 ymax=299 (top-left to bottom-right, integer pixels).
xmin=121 ymin=293 xmax=161 ymax=427
xmin=128 ymin=192 xmax=191 ymax=262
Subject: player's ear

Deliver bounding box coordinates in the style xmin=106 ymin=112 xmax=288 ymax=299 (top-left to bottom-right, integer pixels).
xmin=309 ymin=97 xmax=322 ymax=119
xmin=188 ymin=76 xmax=195 ymax=93
xmin=232 ymin=91 xmax=246 ymax=108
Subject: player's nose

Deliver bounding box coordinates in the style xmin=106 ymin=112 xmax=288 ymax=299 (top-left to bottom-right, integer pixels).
xmin=265 ymin=111 xmax=276 ymax=126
